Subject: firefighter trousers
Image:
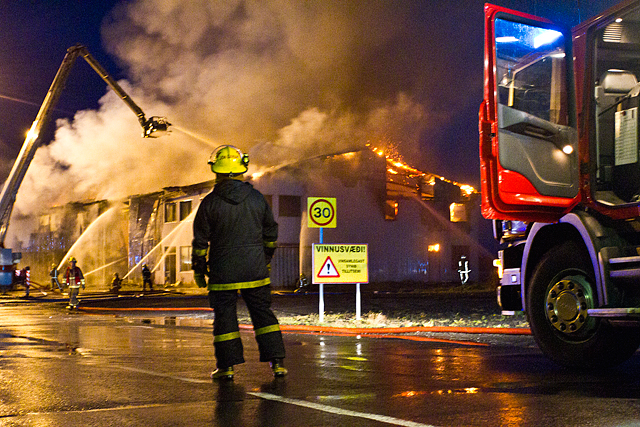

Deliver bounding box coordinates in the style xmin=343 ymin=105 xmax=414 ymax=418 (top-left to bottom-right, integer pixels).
xmin=208 ymin=285 xmax=285 ymax=369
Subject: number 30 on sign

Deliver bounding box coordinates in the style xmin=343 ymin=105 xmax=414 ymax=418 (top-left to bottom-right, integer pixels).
xmin=307 ymin=197 xmax=337 ymax=228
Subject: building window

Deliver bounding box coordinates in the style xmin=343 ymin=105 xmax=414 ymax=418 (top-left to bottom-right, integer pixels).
xmin=164 ymin=246 xmax=176 ymax=283
xmin=279 ymin=195 xmax=301 ymax=217
xmin=40 ymin=215 xmax=50 ymax=227
xmin=165 ymin=202 xmax=177 ymax=223
xmin=449 ymin=203 xmax=467 ymax=222
xmin=180 ymin=246 xmax=192 ymax=271
xmin=180 ymin=200 xmax=192 ymax=221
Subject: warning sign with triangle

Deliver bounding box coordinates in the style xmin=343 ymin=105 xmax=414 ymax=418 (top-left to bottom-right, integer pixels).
xmin=317 ymin=256 xmax=340 ymax=278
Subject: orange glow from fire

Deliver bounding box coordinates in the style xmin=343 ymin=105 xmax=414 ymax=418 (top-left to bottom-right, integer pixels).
xmin=251 ymin=143 xmax=477 ymax=197
xmin=367 ymin=143 xmax=477 ymax=196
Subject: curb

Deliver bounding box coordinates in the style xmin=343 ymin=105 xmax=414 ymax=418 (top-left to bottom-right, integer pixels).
xmin=265 ymin=324 xmax=531 ymax=335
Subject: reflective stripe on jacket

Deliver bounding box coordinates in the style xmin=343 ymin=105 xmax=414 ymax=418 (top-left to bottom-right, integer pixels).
xmin=64 ymin=266 xmax=84 ymax=288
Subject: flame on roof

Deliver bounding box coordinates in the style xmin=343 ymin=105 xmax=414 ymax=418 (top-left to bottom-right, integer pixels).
xmin=366 ymin=143 xmax=477 ymax=197
xmin=249 ymin=143 xmax=477 ymax=198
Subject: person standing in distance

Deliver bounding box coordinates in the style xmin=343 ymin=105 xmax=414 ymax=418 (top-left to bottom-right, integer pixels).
xmin=50 ymin=263 xmax=62 ymax=291
xmin=141 ymin=264 xmax=153 ymax=291
xmin=192 ymin=145 xmax=286 ymax=380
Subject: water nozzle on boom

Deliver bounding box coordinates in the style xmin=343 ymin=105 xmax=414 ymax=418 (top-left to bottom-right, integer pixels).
xmin=142 ymin=116 xmax=171 ymax=138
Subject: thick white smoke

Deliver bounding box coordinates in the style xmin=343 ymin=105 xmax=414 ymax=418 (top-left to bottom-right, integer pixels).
xmin=8 ymin=0 xmax=462 ymax=245
xmin=250 ymin=93 xmax=438 ymax=170
xmin=101 ymin=1 xmax=448 ymax=164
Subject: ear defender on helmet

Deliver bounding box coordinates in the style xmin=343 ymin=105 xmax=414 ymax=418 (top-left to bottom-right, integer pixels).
xmin=208 ymin=145 xmax=249 ymax=176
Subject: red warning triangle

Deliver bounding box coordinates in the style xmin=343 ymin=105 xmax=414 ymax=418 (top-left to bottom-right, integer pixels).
xmin=318 ymin=256 xmax=340 ymax=277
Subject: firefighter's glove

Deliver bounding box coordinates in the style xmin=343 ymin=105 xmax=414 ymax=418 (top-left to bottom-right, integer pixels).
xmin=194 ymin=273 xmax=207 ymax=288
xmin=192 ymin=252 xmax=208 ymax=288
xmin=192 ymin=253 xmax=208 ymax=275
xmin=81 ymin=279 xmax=86 ymax=290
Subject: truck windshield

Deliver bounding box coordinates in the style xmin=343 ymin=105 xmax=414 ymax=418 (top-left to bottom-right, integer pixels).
xmin=491 ymin=17 xmax=577 ymax=201
xmin=495 ymin=18 xmax=568 ymax=127
xmin=593 ymin=6 xmax=640 ymax=205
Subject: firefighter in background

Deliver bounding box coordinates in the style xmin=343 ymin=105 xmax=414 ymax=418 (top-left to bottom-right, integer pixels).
xmin=63 ymin=257 xmax=85 ymax=309
xmin=50 ymin=263 xmax=62 ymax=291
xmin=192 ymin=145 xmax=286 ymax=380
xmin=458 ymin=256 xmax=471 ymax=285
xmin=111 ymin=272 xmax=122 ymax=293
xmin=14 ymin=267 xmax=26 ymax=293
xmin=142 ymin=264 xmax=153 ymax=291
xmin=22 ymin=266 xmax=30 ymax=298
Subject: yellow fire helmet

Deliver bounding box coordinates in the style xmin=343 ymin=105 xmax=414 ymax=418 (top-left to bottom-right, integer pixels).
xmin=68 ymin=256 xmax=77 ymax=263
xmin=208 ymin=145 xmax=249 ymax=176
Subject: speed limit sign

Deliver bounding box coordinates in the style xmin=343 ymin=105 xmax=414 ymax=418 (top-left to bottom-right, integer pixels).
xmin=307 ymin=197 xmax=337 ymax=228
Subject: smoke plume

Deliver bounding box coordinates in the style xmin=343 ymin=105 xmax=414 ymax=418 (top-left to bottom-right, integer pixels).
xmin=8 ymin=0 xmax=477 ymax=245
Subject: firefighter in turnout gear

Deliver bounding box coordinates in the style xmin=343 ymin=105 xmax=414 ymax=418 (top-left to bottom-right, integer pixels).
xmin=63 ymin=256 xmax=85 ymax=309
xmin=50 ymin=263 xmax=62 ymax=291
xmin=142 ymin=264 xmax=153 ymax=291
xmin=192 ymin=145 xmax=286 ymax=380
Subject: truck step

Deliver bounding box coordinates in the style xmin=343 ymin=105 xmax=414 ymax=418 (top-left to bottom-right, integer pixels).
xmin=610 ymin=269 xmax=640 ymax=279
xmin=587 ymin=307 xmax=640 ymax=318
xmin=607 ymin=256 xmax=640 ymax=279
xmin=609 ymin=255 xmax=640 ymax=265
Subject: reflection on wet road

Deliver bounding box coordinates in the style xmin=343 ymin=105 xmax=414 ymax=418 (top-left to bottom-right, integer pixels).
xmin=0 ymin=303 xmax=639 ymax=426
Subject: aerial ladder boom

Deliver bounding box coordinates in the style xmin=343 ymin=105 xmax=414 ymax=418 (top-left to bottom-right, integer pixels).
xmin=0 ymin=44 xmax=170 ymax=247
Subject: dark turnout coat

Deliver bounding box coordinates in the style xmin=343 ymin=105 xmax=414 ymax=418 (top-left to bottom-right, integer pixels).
xmin=192 ymin=178 xmax=278 ymax=291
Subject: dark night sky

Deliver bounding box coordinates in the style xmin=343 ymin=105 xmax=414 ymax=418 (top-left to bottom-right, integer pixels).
xmin=0 ymin=0 xmax=624 ymax=210
xmin=0 ymin=1 xmax=122 ymax=181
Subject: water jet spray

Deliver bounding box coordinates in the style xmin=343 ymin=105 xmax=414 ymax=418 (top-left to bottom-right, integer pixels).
xmin=172 ymin=125 xmax=218 ymax=149
xmin=123 ymin=209 xmax=197 ymax=281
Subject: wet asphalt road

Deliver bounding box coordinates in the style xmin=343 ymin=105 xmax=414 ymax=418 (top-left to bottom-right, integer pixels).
xmin=1 ymin=295 xmax=640 ymax=426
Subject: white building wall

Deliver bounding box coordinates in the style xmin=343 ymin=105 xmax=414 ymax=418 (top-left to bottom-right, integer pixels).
xmin=151 ymin=152 xmax=480 ymax=288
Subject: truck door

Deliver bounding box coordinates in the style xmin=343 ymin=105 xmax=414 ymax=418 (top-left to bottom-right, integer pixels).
xmin=480 ymin=4 xmax=580 ymax=222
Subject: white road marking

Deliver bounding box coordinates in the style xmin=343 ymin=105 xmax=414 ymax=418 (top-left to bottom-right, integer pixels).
xmin=248 ymin=391 xmax=437 ymax=427
xmin=113 ymin=365 xmax=438 ymax=427
xmin=114 ymin=365 xmax=211 ymax=384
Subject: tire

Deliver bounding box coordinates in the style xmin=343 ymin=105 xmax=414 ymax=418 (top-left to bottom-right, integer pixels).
xmin=527 ymin=241 xmax=640 ymax=369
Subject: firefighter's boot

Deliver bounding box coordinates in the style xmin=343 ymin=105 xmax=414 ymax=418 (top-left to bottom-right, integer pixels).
xmin=270 ymin=359 xmax=288 ymax=377
xmin=211 ymin=366 xmax=234 ymax=380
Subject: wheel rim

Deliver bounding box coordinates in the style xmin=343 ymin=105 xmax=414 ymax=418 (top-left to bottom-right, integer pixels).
xmin=545 ymin=274 xmax=594 ymax=335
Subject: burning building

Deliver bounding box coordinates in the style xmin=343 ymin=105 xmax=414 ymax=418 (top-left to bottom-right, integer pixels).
xmin=18 ymin=146 xmax=487 ymax=290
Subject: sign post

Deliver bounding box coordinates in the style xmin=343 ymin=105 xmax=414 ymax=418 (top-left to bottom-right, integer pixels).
xmin=307 ymin=197 xmax=337 ymax=322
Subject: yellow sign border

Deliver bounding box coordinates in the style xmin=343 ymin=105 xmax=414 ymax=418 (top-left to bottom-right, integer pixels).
xmin=307 ymin=197 xmax=337 ymax=228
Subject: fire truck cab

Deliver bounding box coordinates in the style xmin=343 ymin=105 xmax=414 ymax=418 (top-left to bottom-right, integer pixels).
xmin=480 ymin=0 xmax=640 ymax=368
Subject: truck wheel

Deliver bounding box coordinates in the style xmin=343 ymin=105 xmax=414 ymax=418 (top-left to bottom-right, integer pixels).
xmin=527 ymin=241 xmax=640 ymax=369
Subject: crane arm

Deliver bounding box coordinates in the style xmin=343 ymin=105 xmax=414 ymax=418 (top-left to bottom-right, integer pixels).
xmin=77 ymin=45 xmax=170 ymax=137
xmin=0 ymin=44 xmax=170 ymax=247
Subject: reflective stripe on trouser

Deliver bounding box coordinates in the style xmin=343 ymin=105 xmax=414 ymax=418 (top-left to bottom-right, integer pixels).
xmin=69 ymin=287 xmax=80 ymax=307
xmin=209 ymin=285 xmax=285 ymax=368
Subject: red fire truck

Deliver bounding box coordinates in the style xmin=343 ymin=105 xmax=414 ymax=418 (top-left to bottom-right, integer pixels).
xmin=480 ymin=0 xmax=640 ymax=368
